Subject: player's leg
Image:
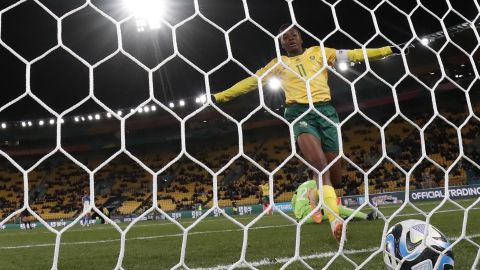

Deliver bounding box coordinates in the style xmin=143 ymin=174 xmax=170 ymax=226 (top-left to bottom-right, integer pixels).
xmin=261 ymin=196 xmax=268 ymax=212
xmin=325 ymin=152 xmax=342 ymax=187
xmin=82 ymin=205 xmax=88 ymax=226
xmin=297 ymin=133 xmax=341 ymax=239
xmin=286 ymin=103 xmax=342 ymax=240
xmin=338 ymin=205 xmax=367 ymax=220
xmin=22 ymin=216 xmax=28 ymax=229
xmin=315 ymin=103 xmax=344 ymax=240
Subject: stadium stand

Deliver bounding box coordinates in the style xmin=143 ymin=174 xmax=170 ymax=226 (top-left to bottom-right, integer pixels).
xmin=0 ymin=107 xmax=478 ymax=221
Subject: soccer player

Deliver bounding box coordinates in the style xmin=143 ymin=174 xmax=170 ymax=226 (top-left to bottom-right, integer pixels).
xmin=82 ymin=191 xmax=91 ymax=226
xmin=291 ymin=179 xmax=378 ymax=225
xmin=20 ymin=209 xmax=33 ymax=230
xmin=212 ymin=24 xmax=396 ymax=241
xmin=258 ymin=180 xmax=272 ymax=215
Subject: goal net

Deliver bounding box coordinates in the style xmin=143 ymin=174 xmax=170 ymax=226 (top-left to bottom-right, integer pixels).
xmin=0 ymin=0 xmax=479 ymax=269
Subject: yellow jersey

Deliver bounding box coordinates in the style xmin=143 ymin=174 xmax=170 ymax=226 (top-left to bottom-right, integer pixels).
xmin=214 ymin=46 xmax=392 ymax=104
xmin=259 ymin=184 xmax=269 ymax=195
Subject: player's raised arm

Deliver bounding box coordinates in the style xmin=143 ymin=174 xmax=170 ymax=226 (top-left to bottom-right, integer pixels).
xmin=212 ymin=58 xmax=279 ymax=103
xmin=332 ymin=46 xmax=396 ymax=65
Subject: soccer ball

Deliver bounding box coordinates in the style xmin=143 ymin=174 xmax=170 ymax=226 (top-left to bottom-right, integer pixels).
xmin=384 ymin=219 xmax=454 ymax=270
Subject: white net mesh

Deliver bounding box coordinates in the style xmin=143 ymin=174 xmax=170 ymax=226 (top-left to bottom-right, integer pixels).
xmin=0 ymin=0 xmax=479 ymax=269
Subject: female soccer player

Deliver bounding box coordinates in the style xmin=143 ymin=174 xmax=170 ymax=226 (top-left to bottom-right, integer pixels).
xmin=212 ymin=25 xmax=396 ymax=241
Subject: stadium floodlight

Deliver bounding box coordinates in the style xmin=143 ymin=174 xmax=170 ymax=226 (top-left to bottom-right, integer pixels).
xmin=81 ymin=116 xmax=86 ymax=121
xmin=195 ymin=97 xmax=200 ymax=103
xmin=49 ymin=119 xmax=55 ymax=125
xmin=21 ymin=122 xmax=26 ymax=127
xmin=169 ymin=102 xmax=174 ymax=108
xmin=179 ymin=100 xmax=185 ymax=107
xmin=199 ymin=94 xmax=206 ymax=103
xmin=27 ymin=121 xmax=32 ymax=127
xmin=95 ymin=114 xmax=101 ymax=120
xmin=74 ymin=117 xmax=80 ymax=122
xmin=138 ymin=107 xmax=144 ymax=113
xmin=88 ymin=115 xmax=93 ymax=121
xmin=421 ymin=37 xmax=429 ymax=46
xmin=117 ymin=110 xmax=123 ymax=116
xmin=106 ymin=112 xmax=112 ymax=118
xmin=268 ymin=77 xmax=281 ymax=90
xmin=338 ymin=62 xmax=348 ymax=71
xmin=125 ymin=0 xmax=164 ymax=31
xmin=1 ymin=123 xmax=6 ymax=129
xmin=39 ymin=120 xmax=44 ymax=126
xmin=150 ymin=105 xmax=156 ymax=111
xmin=144 ymin=106 xmax=150 ymax=113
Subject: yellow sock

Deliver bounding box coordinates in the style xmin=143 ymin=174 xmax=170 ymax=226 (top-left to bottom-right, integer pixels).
xmin=322 ymin=185 xmax=339 ymax=224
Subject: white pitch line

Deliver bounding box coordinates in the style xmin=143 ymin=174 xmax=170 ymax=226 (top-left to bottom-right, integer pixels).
xmin=191 ymin=247 xmax=380 ymax=270
xmin=192 ymin=234 xmax=480 ymax=270
xmin=0 ymin=224 xmax=292 ymax=250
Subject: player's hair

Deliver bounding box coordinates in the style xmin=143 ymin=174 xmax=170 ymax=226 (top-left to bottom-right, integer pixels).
xmin=278 ymin=23 xmax=299 ymax=35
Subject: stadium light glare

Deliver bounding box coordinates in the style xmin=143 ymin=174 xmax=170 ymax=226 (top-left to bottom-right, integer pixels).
xmin=338 ymin=62 xmax=348 ymax=71
xmin=125 ymin=0 xmax=164 ymax=31
xmin=49 ymin=119 xmax=55 ymax=125
xmin=179 ymin=100 xmax=185 ymax=107
xmin=195 ymin=97 xmax=200 ymax=103
xmin=27 ymin=121 xmax=32 ymax=127
xmin=106 ymin=113 xmax=112 ymax=118
xmin=151 ymin=105 xmax=156 ymax=111
xmin=21 ymin=122 xmax=26 ymax=127
xmin=95 ymin=114 xmax=101 ymax=120
xmin=200 ymin=94 xmax=206 ymax=103
xmin=81 ymin=116 xmax=86 ymax=121
xmin=169 ymin=102 xmax=174 ymax=108
xmin=117 ymin=110 xmax=123 ymax=116
xmin=138 ymin=107 xmax=144 ymax=113
xmin=421 ymin=38 xmax=429 ymax=46
xmin=268 ymin=77 xmax=281 ymax=90
xmin=1 ymin=123 xmax=6 ymax=129
xmin=74 ymin=117 xmax=80 ymax=122
xmin=88 ymin=115 xmax=93 ymax=121
xmin=144 ymin=106 xmax=150 ymax=113
xmin=39 ymin=120 xmax=44 ymax=126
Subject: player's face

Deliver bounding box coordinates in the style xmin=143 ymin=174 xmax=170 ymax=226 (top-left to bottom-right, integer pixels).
xmin=281 ymin=28 xmax=303 ymax=56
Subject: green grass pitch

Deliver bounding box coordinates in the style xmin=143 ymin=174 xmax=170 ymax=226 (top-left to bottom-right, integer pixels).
xmin=0 ymin=199 xmax=478 ymax=270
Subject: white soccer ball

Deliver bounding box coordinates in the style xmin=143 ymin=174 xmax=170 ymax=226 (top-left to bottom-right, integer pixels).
xmin=384 ymin=219 xmax=454 ymax=270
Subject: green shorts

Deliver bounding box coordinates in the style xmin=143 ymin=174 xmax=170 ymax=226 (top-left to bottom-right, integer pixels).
xmin=261 ymin=196 xmax=269 ymax=204
xmin=284 ymin=102 xmax=340 ymax=152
